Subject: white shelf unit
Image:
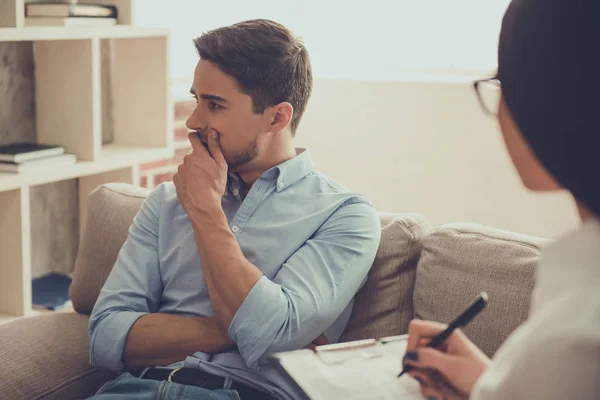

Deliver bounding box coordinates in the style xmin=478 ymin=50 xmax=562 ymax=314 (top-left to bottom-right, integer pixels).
xmin=0 ymin=0 xmax=173 ymax=324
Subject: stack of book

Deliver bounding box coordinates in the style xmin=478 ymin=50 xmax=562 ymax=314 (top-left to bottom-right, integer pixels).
xmin=24 ymin=1 xmax=118 ymax=27
xmin=0 ymin=143 xmax=76 ymax=173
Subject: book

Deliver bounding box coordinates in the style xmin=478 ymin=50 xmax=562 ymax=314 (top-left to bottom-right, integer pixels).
xmin=0 ymin=142 xmax=64 ymax=163
xmin=0 ymin=154 xmax=76 ymax=173
xmin=25 ymin=16 xmax=117 ymax=27
xmin=31 ymin=273 xmax=72 ymax=311
xmin=25 ymin=2 xmax=118 ymax=18
xmin=270 ymin=336 xmax=426 ymax=400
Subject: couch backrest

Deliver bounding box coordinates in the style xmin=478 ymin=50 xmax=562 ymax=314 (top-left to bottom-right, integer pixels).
xmin=413 ymin=223 xmax=551 ymax=356
xmin=71 ymin=183 xmax=549 ymax=358
xmin=340 ymin=213 xmax=429 ymax=341
xmin=70 ymin=184 xmax=430 ymax=328
xmin=70 ymin=183 xmax=150 ymax=314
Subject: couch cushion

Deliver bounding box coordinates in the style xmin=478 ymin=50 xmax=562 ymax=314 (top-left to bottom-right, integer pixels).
xmin=0 ymin=313 xmax=115 ymax=400
xmin=340 ymin=213 xmax=430 ymax=342
xmin=70 ymin=183 xmax=150 ymax=314
xmin=413 ymin=223 xmax=551 ymax=357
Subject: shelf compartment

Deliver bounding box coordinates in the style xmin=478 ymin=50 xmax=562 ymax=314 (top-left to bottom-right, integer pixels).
xmin=34 ymin=38 xmax=102 ymax=162
xmin=34 ymin=35 xmax=171 ymax=163
xmin=110 ymin=35 xmax=172 ymax=149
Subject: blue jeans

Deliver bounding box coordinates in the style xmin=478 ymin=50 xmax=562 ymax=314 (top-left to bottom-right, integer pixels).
xmin=86 ymin=373 xmax=240 ymax=400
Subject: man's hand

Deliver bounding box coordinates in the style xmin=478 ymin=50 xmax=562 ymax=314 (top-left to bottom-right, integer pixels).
xmin=173 ymin=131 xmax=228 ymax=217
xmin=402 ymin=320 xmax=491 ymax=399
xmin=174 ymin=130 xmax=262 ymax=330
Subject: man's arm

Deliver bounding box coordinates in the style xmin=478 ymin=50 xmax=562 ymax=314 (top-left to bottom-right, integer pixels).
xmin=191 ymin=200 xmax=381 ymax=368
xmin=88 ymin=184 xmax=232 ymax=372
xmin=173 ymin=132 xmax=381 ymax=368
xmin=123 ymin=314 xmax=233 ymax=370
xmin=189 ymin=207 xmax=262 ymax=331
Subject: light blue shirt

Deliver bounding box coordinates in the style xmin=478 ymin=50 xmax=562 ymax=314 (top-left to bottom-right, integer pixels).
xmin=89 ymin=149 xmax=381 ymax=400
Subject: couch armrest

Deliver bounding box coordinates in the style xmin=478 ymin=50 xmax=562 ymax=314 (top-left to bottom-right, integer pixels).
xmin=0 ymin=313 xmax=116 ymax=400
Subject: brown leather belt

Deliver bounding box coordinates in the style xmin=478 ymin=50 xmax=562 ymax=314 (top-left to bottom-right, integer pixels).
xmin=140 ymin=367 xmax=277 ymax=399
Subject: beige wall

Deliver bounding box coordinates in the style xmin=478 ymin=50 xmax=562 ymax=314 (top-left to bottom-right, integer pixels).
xmin=296 ymin=78 xmax=580 ymax=239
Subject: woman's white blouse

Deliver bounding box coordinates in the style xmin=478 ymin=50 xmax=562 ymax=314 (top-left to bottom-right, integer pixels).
xmin=471 ymin=218 xmax=600 ymax=400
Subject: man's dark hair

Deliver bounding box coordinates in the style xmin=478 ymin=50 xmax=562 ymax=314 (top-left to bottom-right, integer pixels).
xmin=194 ymin=19 xmax=313 ymax=135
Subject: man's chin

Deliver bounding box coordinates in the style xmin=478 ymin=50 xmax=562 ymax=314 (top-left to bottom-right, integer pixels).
xmin=223 ymin=145 xmax=259 ymax=173
xmin=226 ymin=156 xmax=258 ymax=173
xmin=227 ymin=162 xmax=247 ymax=173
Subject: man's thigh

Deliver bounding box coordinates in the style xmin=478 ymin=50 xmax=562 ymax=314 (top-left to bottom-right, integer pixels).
xmin=86 ymin=372 xmax=239 ymax=400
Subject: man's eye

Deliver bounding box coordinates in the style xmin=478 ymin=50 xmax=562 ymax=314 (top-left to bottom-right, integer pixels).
xmin=209 ymin=101 xmax=223 ymax=110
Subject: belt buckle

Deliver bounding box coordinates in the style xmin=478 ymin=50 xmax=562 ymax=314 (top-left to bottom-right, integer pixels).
xmin=167 ymin=367 xmax=184 ymax=383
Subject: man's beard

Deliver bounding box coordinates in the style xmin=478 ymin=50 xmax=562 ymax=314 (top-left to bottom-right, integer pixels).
xmin=226 ymin=136 xmax=259 ymax=171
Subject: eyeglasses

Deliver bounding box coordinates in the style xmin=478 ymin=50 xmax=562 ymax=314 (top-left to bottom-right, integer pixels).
xmin=473 ymin=77 xmax=501 ymax=117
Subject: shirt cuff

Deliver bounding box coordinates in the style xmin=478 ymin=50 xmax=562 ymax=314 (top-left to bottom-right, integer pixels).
xmin=228 ymin=275 xmax=284 ymax=369
xmin=89 ymin=311 xmax=147 ymax=372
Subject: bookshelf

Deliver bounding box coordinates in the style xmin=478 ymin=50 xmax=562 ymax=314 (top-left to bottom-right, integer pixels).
xmin=0 ymin=0 xmax=173 ymax=324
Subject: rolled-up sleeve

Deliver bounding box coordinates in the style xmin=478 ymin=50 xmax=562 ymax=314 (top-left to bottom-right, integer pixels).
xmin=228 ymin=200 xmax=381 ymax=369
xmin=88 ymin=185 xmax=165 ymax=372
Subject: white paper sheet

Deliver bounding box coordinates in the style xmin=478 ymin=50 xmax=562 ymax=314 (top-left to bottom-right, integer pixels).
xmin=275 ymin=337 xmax=425 ymax=400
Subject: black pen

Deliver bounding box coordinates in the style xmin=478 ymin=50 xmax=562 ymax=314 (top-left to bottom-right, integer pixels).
xmin=398 ymin=292 xmax=489 ymax=377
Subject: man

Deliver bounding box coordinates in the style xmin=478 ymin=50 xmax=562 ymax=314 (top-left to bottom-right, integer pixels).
xmin=88 ymin=19 xmax=381 ymax=400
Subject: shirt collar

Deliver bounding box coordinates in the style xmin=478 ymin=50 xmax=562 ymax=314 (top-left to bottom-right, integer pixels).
xmin=227 ymin=148 xmax=314 ymax=194
xmin=271 ymin=148 xmax=314 ymax=192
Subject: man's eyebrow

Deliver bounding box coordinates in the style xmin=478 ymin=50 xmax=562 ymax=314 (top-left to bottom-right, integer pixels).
xmin=189 ymin=88 xmax=227 ymax=103
xmin=199 ymin=94 xmax=228 ymax=103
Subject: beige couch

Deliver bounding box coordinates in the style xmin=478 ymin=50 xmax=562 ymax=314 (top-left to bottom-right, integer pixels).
xmin=0 ymin=183 xmax=550 ymax=400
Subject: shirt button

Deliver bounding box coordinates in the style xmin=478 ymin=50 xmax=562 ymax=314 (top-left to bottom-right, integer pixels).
xmin=233 ymin=189 xmax=239 ymax=196
xmin=231 ymin=226 xmax=240 ymax=233
xmin=278 ymin=182 xmax=284 ymax=189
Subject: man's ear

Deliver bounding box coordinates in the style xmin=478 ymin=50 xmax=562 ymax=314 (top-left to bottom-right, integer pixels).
xmin=268 ymin=102 xmax=294 ymax=133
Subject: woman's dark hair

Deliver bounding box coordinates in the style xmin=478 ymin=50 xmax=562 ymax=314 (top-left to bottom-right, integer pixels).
xmin=498 ymin=0 xmax=599 ymax=215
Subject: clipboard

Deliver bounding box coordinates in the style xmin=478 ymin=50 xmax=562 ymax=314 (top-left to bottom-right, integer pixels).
xmin=269 ymin=335 xmax=425 ymax=400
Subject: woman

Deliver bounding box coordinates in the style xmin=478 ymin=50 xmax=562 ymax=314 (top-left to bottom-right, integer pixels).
xmin=402 ymin=0 xmax=599 ymax=399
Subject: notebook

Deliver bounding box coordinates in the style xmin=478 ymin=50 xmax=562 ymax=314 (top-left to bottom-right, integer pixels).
xmin=0 ymin=142 xmax=64 ymax=163
xmin=270 ymin=336 xmax=426 ymax=400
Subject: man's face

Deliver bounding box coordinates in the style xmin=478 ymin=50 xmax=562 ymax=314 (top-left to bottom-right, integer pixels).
xmin=186 ymin=60 xmax=267 ymax=171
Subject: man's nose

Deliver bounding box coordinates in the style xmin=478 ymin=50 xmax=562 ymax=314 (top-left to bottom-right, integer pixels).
xmin=185 ymin=104 xmax=205 ymax=131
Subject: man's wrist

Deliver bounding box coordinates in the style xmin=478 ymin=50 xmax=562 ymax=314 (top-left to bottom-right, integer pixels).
xmin=189 ymin=203 xmax=228 ymax=232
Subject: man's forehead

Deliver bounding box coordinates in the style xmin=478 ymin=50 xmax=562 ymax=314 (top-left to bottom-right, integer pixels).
xmin=193 ymin=60 xmax=240 ymax=96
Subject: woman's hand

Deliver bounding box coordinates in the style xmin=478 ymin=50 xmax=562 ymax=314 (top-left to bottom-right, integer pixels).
xmin=403 ymin=320 xmax=492 ymax=399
